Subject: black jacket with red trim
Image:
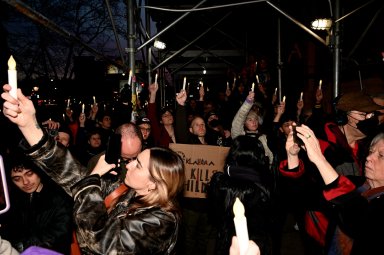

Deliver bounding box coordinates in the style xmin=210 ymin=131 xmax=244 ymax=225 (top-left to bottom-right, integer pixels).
xmin=324 ymin=176 xmax=384 ymax=255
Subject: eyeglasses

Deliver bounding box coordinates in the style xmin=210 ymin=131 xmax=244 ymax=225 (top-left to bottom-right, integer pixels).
xmin=350 ymin=111 xmax=375 ymax=119
xmin=120 ymin=157 xmax=137 ymax=164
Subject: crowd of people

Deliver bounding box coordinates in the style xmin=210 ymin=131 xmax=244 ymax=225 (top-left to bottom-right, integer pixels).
xmin=1 ymin=57 xmax=384 ymax=255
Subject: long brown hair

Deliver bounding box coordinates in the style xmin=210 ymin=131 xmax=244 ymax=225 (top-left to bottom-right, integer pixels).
xmin=128 ymin=147 xmax=185 ymax=213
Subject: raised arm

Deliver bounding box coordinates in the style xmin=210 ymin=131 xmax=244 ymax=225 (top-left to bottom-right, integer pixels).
xmin=231 ymin=90 xmax=254 ymax=139
xmin=2 ymin=84 xmax=44 ymax=146
xmin=295 ymin=124 xmax=339 ymax=185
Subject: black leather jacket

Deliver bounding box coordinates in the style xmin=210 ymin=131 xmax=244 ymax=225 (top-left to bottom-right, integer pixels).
xmin=22 ymin=134 xmax=179 ymax=254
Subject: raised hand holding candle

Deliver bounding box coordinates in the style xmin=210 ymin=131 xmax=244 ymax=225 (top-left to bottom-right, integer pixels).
xmin=233 ymin=198 xmax=249 ymax=255
xmin=8 ymin=55 xmax=17 ymax=99
xmin=318 ymin=80 xmax=322 ymax=90
xmin=81 ymin=104 xmax=85 ymax=114
xmin=282 ymin=96 xmax=286 ymax=103
xmin=300 ymin=92 xmax=303 ymax=101
xmin=183 ymin=77 xmax=186 ymax=90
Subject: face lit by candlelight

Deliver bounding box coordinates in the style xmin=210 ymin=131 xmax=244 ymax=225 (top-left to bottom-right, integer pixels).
xmin=100 ymin=116 xmax=112 ymax=129
xmin=11 ymin=168 xmax=42 ymax=194
xmin=161 ymin=111 xmax=174 ymax=126
xmin=88 ymin=133 xmax=101 ymax=148
xmin=190 ymin=117 xmax=206 ymax=137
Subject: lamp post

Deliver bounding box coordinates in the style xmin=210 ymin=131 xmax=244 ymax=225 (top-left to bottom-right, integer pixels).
xmin=310 ymin=0 xmax=341 ymax=99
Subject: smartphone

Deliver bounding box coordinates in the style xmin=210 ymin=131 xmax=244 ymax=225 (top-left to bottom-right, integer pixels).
xmin=105 ymin=134 xmax=122 ymax=164
xmin=292 ymin=124 xmax=304 ymax=146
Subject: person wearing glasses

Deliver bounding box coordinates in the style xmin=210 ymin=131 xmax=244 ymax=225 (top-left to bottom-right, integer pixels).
xmin=2 ymin=84 xmax=186 ymax=255
xmin=278 ymin=91 xmax=383 ymax=254
xmin=286 ymin=124 xmax=384 ymax=255
xmin=136 ymin=117 xmax=154 ymax=150
xmin=86 ymin=122 xmax=143 ymax=180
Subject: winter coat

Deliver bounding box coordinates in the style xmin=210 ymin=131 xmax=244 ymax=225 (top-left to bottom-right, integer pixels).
xmin=231 ymin=99 xmax=273 ymax=165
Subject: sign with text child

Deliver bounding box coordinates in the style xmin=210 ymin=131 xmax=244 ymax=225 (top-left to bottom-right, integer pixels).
xmin=170 ymin=144 xmax=230 ymax=198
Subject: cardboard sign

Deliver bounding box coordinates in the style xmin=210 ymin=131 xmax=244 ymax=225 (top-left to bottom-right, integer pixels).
xmin=169 ymin=144 xmax=229 ymax=198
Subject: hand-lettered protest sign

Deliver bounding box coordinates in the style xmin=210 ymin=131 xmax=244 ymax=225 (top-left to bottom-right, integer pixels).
xmin=169 ymin=144 xmax=230 ymax=198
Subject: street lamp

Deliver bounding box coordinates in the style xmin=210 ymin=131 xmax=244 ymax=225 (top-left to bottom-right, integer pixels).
xmin=311 ymin=18 xmax=333 ymax=30
xmin=154 ymin=39 xmax=166 ymax=50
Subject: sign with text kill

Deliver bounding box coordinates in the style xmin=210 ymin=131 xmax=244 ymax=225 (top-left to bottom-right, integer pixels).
xmin=170 ymin=144 xmax=230 ymax=198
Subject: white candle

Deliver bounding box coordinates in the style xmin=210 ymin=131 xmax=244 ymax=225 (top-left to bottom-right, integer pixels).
xmin=63 ymin=113 xmax=65 ymax=121
xmin=274 ymin=87 xmax=277 ymax=95
xmin=81 ymin=104 xmax=85 ymax=114
xmin=255 ymin=61 xmax=257 ymax=70
xmin=128 ymin=70 xmax=132 ymax=86
xmin=183 ymin=77 xmax=186 ymax=90
xmin=300 ymin=92 xmax=303 ymax=101
xmin=7 ymin=55 xmax=17 ymax=99
xmin=251 ymin=82 xmax=255 ymax=92
xmin=319 ymin=80 xmax=322 ymax=90
xmin=227 ymin=82 xmax=229 ymax=90
xmin=256 ymin=75 xmax=260 ymax=84
xmin=155 ymin=73 xmax=158 ymax=84
xmin=200 ymin=81 xmax=204 ymax=87
xmin=67 ymin=98 xmax=70 ymax=108
xmin=233 ymin=198 xmax=249 ymax=255
xmin=93 ymin=96 xmax=96 ymax=105
xmin=282 ymin=96 xmax=286 ymax=103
